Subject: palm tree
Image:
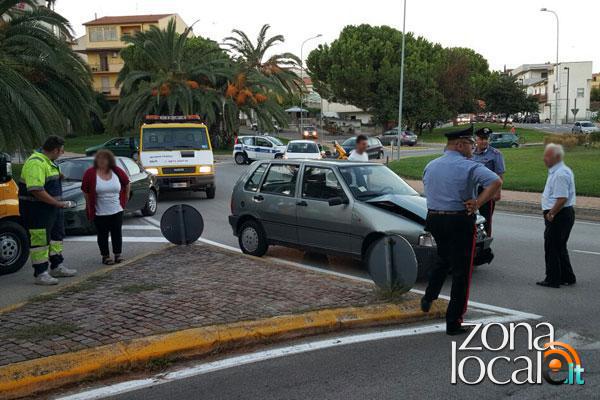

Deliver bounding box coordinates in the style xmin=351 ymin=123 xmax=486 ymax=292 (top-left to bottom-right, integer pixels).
xmin=224 ymin=24 xmax=302 ymax=96
xmin=0 ymin=0 xmax=95 ymax=152
xmin=108 ymin=19 xmax=229 ymax=132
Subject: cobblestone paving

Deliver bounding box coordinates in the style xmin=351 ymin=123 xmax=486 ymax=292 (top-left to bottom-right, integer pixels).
xmin=0 ymin=245 xmax=418 ymax=366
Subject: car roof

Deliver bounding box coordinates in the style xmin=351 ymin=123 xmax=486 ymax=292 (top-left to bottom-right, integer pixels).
xmin=265 ymin=159 xmax=382 ymax=167
xmin=57 ymin=156 xmax=128 ymax=162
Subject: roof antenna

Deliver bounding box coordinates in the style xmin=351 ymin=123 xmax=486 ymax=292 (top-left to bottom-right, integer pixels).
xmin=94 ymin=12 xmax=97 ymax=20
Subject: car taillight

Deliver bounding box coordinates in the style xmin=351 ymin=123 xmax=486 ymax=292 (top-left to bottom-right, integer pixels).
xmin=234 ymin=136 xmax=238 ymax=145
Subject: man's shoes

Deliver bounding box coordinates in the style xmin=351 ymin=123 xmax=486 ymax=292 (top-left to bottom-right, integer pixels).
xmin=446 ymin=326 xmax=472 ymax=336
xmin=420 ymin=297 xmax=432 ymax=313
xmin=35 ymin=271 xmax=59 ymax=285
xmin=562 ymin=280 xmax=576 ymax=286
xmin=536 ymin=280 xmax=560 ymax=288
xmin=50 ymin=265 xmax=77 ymax=278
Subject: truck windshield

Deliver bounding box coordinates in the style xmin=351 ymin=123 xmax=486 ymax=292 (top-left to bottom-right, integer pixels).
xmin=142 ymin=127 xmax=209 ymax=151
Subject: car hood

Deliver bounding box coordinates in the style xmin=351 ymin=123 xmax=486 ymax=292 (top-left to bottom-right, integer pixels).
xmin=365 ymin=194 xmax=486 ymax=226
xmin=365 ymin=194 xmax=427 ymax=224
xmin=61 ymin=181 xmax=83 ymax=200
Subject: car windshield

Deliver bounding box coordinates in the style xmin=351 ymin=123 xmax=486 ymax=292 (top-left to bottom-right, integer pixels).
xmin=338 ymin=165 xmax=419 ymax=199
xmin=287 ymin=142 xmax=319 ymax=153
xmin=142 ymin=127 xmax=209 ymax=150
xmin=58 ymin=159 xmax=93 ymax=181
xmin=302 ymin=126 xmax=316 ymax=131
xmin=268 ymin=137 xmax=284 ymax=146
xmin=581 ymin=122 xmax=594 ymax=127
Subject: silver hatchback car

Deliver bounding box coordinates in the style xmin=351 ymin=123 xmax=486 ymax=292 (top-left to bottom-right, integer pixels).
xmin=228 ymin=160 xmax=493 ymax=277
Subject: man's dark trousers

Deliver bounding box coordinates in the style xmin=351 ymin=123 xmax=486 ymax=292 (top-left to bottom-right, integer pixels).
xmin=477 ymin=187 xmax=495 ymax=236
xmin=423 ymin=213 xmax=477 ymax=330
xmin=544 ymin=207 xmax=576 ymax=285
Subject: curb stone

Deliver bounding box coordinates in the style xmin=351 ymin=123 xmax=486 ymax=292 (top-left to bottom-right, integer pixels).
xmin=0 ymin=301 xmax=445 ymax=399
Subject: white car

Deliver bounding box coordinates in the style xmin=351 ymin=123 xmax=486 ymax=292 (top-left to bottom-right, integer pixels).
xmin=572 ymin=121 xmax=600 ymax=134
xmin=284 ymin=140 xmax=323 ymax=160
xmin=233 ymin=135 xmax=287 ymax=165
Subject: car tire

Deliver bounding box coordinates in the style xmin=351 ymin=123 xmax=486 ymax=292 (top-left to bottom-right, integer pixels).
xmin=234 ymin=152 xmax=248 ymax=165
xmin=206 ymin=186 xmax=216 ymax=199
xmin=0 ymin=220 xmax=30 ymax=276
xmin=141 ymin=189 xmax=158 ymax=216
xmin=238 ymin=220 xmax=268 ymax=257
xmin=274 ymin=153 xmax=283 ymax=159
xmin=511 ymin=143 xmax=519 ymax=148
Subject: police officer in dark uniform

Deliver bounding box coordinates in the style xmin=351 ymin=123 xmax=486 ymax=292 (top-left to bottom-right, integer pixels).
xmin=420 ymin=126 xmax=502 ymax=335
xmin=471 ymin=127 xmax=505 ymax=236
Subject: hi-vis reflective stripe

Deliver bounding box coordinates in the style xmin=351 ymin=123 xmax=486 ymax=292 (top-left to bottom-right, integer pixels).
xmin=30 ymin=246 xmax=49 ymax=263
xmin=29 ymin=229 xmax=47 ymax=246
xmin=0 ymin=199 xmax=18 ymax=206
xmin=49 ymin=240 xmax=63 ymax=255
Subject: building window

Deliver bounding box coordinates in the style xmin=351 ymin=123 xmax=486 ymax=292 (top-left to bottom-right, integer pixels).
xmin=577 ymin=88 xmax=584 ymax=98
xmin=541 ymin=72 xmax=548 ymax=79
xmin=101 ymin=77 xmax=111 ymax=94
xmin=89 ymin=26 xmax=118 ymax=42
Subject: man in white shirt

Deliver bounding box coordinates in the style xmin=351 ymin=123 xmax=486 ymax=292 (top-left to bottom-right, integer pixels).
xmin=537 ymin=143 xmax=577 ymax=288
xmin=348 ymin=135 xmax=369 ymax=161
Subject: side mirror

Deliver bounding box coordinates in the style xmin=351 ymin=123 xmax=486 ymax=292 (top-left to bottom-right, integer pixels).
xmin=328 ymin=196 xmax=349 ymax=207
xmin=0 ymin=153 xmax=12 ymax=183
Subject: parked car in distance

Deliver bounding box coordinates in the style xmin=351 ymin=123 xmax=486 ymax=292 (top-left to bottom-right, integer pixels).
xmin=85 ymin=137 xmax=138 ymax=158
xmin=341 ymin=136 xmax=384 ymax=159
xmin=57 ymin=156 xmax=158 ymax=235
xmin=233 ymin=135 xmax=287 ymax=165
xmin=572 ymin=121 xmax=600 ymax=134
xmin=301 ymin=125 xmax=318 ymax=140
xmin=523 ymin=113 xmax=540 ymax=123
xmin=378 ymin=128 xmax=418 ymax=146
xmin=489 ymin=132 xmax=520 ymax=149
xmin=284 ymin=140 xmax=322 ymax=160
xmin=229 ymin=160 xmax=493 ymax=278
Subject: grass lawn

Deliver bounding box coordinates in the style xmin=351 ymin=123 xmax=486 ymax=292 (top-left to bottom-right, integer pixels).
xmin=418 ymin=123 xmax=548 ymax=145
xmin=64 ymin=133 xmax=115 ymax=154
xmin=389 ymin=146 xmax=600 ymax=197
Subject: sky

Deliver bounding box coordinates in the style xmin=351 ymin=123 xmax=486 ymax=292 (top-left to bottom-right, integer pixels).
xmin=55 ymin=0 xmax=598 ymax=72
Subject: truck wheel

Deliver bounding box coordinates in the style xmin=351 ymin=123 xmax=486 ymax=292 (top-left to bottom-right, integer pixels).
xmin=0 ymin=221 xmax=29 ymax=276
xmin=141 ymin=189 xmax=158 ymax=216
xmin=234 ymin=152 xmax=247 ymax=165
xmin=206 ymin=186 xmax=216 ymax=199
xmin=238 ymin=220 xmax=268 ymax=257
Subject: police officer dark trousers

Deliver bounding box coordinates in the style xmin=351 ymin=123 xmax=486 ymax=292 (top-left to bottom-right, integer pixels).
xmin=420 ymin=126 xmax=502 ymax=335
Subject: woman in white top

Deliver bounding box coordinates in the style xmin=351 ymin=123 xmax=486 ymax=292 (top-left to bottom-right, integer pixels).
xmin=81 ymin=150 xmax=130 ymax=265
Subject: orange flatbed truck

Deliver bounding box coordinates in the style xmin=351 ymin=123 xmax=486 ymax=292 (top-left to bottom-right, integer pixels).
xmin=0 ymin=153 xmax=29 ymax=276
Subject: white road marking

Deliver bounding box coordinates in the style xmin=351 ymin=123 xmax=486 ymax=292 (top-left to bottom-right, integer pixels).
xmin=573 ymin=249 xmax=600 ymax=256
xmin=120 ymin=225 xmax=160 ymax=231
xmin=55 ymin=313 xmax=532 ymax=400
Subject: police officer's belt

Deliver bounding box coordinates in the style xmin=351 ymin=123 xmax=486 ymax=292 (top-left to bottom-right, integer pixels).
xmin=428 ymin=210 xmax=469 ymax=215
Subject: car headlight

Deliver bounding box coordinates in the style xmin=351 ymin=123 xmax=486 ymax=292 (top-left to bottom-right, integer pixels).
xmin=418 ymin=232 xmax=436 ymax=247
xmin=145 ymin=167 xmax=159 ymax=175
xmin=199 ymin=165 xmax=212 ymax=173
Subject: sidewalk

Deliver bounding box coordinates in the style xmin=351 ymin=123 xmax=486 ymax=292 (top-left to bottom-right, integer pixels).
xmin=0 ymin=244 xmax=445 ymax=398
xmin=405 ymin=179 xmax=600 ymax=220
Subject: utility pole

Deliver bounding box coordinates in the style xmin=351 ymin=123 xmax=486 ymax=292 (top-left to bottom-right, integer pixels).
xmin=299 ymin=34 xmax=322 ymax=133
xmin=541 ymin=8 xmax=560 ymax=127
xmin=564 ymin=66 xmax=570 ymax=124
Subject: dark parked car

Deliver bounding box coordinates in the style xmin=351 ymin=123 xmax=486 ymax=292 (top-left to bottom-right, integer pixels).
xmin=378 ymin=129 xmax=418 ymax=146
xmin=523 ymin=113 xmax=540 ymax=123
xmin=341 ymin=136 xmax=384 ymax=159
xmin=228 ymin=160 xmax=493 ymax=278
xmin=489 ymin=133 xmax=520 ymax=148
xmin=85 ymin=137 xmax=139 ymax=158
xmin=57 ymin=156 xmax=158 ymax=234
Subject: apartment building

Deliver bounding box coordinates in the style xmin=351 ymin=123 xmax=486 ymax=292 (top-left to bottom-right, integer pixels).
xmin=74 ymin=14 xmax=188 ymax=101
xmin=510 ymin=61 xmax=593 ymax=123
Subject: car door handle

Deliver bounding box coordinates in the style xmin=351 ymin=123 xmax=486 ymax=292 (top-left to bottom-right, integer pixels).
xmin=253 ymin=195 xmax=264 ymax=202
xmin=297 ymin=200 xmax=307 ymax=207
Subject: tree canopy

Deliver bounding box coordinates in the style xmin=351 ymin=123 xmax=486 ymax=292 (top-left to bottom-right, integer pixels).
xmin=482 ymin=72 xmax=539 ymax=126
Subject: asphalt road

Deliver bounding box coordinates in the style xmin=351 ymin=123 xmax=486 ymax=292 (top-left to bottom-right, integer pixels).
xmin=4 ymin=158 xmax=599 ymax=399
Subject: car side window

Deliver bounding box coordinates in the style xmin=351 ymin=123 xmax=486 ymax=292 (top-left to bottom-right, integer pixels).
xmin=256 ymin=138 xmax=272 ymax=147
xmin=302 ymin=167 xmax=344 ymax=200
xmin=244 ymin=163 xmax=268 ymax=192
xmin=260 ymin=164 xmax=299 ymax=197
xmin=122 ymin=158 xmax=141 ymax=175
xmin=241 ymin=137 xmax=255 ymax=146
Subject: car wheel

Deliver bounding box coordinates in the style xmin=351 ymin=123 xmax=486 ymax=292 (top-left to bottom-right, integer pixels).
xmin=238 ymin=220 xmax=268 ymax=257
xmin=234 ymin=152 xmax=247 ymax=165
xmin=377 ymin=151 xmax=383 ymax=159
xmin=206 ymin=186 xmax=216 ymax=199
xmin=274 ymin=153 xmax=283 ymax=159
xmin=511 ymin=143 xmax=519 ymax=148
xmin=0 ymin=221 xmax=29 ymax=276
xmin=141 ymin=189 xmax=158 ymax=216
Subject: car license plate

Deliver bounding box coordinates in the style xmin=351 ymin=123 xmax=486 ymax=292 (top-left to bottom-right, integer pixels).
xmin=171 ymin=182 xmax=188 ymax=188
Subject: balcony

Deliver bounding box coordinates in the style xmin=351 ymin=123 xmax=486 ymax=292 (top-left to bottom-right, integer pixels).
xmin=89 ymin=63 xmax=123 ymax=73
xmin=532 ymin=94 xmax=548 ymax=104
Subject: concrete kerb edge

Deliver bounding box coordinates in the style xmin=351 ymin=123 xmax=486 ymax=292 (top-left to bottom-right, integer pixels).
xmin=0 ymin=301 xmax=445 ymax=399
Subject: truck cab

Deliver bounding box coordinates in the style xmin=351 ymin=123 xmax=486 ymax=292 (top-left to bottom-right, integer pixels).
xmin=0 ymin=153 xmax=29 ymax=276
xmin=139 ymin=115 xmax=216 ymax=198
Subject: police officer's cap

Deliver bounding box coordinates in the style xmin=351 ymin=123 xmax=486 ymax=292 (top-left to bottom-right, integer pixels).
xmin=475 ymin=127 xmax=493 ymax=138
xmin=444 ymin=125 xmax=474 ymax=141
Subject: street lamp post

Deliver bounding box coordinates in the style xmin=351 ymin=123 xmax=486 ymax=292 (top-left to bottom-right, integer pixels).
xmin=299 ymin=34 xmax=322 ymax=132
xmin=564 ymin=66 xmax=570 ymax=124
xmin=541 ymin=8 xmax=559 ymax=127
xmin=396 ymin=0 xmax=407 ymax=160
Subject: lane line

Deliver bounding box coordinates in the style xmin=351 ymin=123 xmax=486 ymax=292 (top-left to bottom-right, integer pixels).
xmin=573 ymin=249 xmax=600 ymax=256
xmin=55 ymin=313 xmax=531 ymax=400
